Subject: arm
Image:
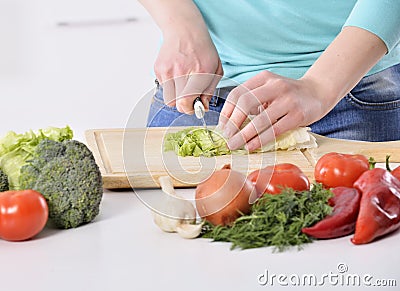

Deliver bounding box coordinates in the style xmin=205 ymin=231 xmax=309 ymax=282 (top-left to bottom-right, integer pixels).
xmin=138 ymin=0 xmax=207 ymax=38
xmin=302 ymin=26 xmax=387 ymax=115
xmin=139 ymin=0 xmax=223 ymax=113
xmin=219 ymin=26 xmax=387 ymax=151
xmin=219 ymin=0 xmax=400 ymax=151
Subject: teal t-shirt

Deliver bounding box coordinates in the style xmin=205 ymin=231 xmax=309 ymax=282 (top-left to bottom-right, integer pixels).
xmin=192 ymin=0 xmax=400 ymax=87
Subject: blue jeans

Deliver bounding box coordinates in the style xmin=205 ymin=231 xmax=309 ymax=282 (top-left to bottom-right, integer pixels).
xmin=147 ymin=64 xmax=400 ymax=141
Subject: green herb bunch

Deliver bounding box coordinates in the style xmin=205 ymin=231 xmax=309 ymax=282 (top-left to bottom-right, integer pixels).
xmin=201 ymin=184 xmax=333 ymax=252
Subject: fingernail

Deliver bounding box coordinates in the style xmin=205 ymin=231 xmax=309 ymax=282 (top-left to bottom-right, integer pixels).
xmin=244 ymin=143 xmax=252 ymax=152
xmin=227 ymin=136 xmax=242 ymax=150
xmin=227 ymin=139 xmax=236 ymax=150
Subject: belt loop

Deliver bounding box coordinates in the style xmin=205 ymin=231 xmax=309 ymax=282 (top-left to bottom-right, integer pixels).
xmin=210 ymin=88 xmax=219 ymax=107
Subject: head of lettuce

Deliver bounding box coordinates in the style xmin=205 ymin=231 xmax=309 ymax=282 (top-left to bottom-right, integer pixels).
xmin=0 ymin=126 xmax=73 ymax=190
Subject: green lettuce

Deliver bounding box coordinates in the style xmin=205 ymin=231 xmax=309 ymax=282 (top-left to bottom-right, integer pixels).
xmin=164 ymin=128 xmax=230 ymax=157
xmin=0 ymin=126 xmax=73 ymax=189
xmin=164 ymin=126 xmax=317 ymax=157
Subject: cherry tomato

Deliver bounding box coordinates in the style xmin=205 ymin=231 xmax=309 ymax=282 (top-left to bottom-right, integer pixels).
xmin=248 ymin=163 xmax=310 ymax=195
xmin=314 ymin=152 xmax=369 ymax=188
xmin=0 ymin=190 xmax=48 ymax=241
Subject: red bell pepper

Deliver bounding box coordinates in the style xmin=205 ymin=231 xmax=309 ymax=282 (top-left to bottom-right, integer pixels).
xmin=385 ymin=155 xmax=400 ymax=182
xmin=301 ymin=187 xmax=361 ymax=239
xmin=392 ymin=167 xmax=400 ymax=181
xmin=352 ymin=168 xmax=400 ymax=245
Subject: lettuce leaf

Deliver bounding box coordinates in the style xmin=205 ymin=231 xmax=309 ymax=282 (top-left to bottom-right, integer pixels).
xmin=255 ymin=127 xmax=317 ymax=152
xmin=164 ymin=126 xmax=317 ymax=157
xmin=164 ymin=128 xmax=230 ymax=157
xmin=0 ymin=126 xmax=73 ymax=189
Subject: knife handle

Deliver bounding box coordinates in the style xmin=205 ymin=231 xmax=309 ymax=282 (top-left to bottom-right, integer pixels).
xmin=193 ymin=97 xmax=205 ymax=119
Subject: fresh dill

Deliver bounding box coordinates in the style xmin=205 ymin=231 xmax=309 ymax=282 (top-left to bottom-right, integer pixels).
xmin=201 ymin=184 xmax=333 ymax=252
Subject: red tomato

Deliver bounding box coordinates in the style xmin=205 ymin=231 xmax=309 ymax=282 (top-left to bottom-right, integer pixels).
xmin=0 ymin=190 xmax=48 ymax=241
xmin=248 ymin=163 xmax=310 ymax=195
xmin=314 ymin=152 xmax=369 ymax=188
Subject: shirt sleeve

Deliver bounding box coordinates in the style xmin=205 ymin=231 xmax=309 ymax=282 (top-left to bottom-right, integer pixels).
xmin=343 ymin=0 xmax=400 ymax=52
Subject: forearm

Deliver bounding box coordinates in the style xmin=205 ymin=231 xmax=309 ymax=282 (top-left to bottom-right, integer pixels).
xmin=301 ymin=26 xmax=387 ymax=106
xmin=138 ymin=0 xmax=209 ymax=37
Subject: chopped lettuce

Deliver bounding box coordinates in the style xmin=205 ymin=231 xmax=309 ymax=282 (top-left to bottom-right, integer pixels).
xmin=0 ymin=126 xmax=73 ymax=189
xmin=164 ymin=128 xmax=230 ymax=157
xmin=164 ymin=126 xmax=317 ymax=157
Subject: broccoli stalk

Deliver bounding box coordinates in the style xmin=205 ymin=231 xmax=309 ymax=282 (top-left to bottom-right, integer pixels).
xmin=20 ymin=139 xmax=103 ymax=228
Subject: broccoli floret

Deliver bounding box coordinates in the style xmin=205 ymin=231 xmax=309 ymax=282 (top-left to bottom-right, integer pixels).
xmin=0 ymin=169 xmax=9 ymax=192
xmin=34 ymin=157 xmax=103 ymax=228
xmin=19 ymin=139 xmax=66 ymax=190
xmin=64 ymin=140 xmax=94 ymax=160
xmin=32 ymin=139 xmax=66 ymax=168
xmin=19 ymin=164 xmax=39 ymax=190
xmin=19 ymin=139 xmax=103 ymax=228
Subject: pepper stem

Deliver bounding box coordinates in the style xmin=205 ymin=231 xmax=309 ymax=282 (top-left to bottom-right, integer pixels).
xmin=368 ymin=157 xmax=377 ymax=170
xmin=385 ymin=155 xmax=392 ymax=172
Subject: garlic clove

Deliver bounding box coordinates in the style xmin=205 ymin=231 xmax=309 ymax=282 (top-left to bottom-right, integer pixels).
xmin=176 ymin=222 xmax=204 ymax=239
xmin=152 ymin=211 xmax=181 ymax=233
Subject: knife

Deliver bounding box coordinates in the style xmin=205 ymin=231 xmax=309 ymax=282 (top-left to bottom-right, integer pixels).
xmin=193 ymin=97 xmax=215 ymax=143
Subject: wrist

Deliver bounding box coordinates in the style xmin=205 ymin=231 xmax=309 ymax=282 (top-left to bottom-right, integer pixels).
xmin=299 ymin=73 xmax=343 ymax=108
xmin=300 ymin=27 xmax=387 ymax=107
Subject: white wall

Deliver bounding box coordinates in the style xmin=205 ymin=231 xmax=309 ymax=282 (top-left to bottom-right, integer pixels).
xmin=0 ymin=0 xmax=160 ymax=140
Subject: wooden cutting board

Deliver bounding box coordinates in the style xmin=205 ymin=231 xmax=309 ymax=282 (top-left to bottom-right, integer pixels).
xmin=85 ymin=128 xmax=400 ymax=189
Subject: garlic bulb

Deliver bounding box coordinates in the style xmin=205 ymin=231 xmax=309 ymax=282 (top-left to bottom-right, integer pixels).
xmin=152 ymin=176 xmax=201 ymax=239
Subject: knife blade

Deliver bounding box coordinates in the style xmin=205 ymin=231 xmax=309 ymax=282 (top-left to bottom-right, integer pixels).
xmin=193 ymin=97 xmax=215 ymax=143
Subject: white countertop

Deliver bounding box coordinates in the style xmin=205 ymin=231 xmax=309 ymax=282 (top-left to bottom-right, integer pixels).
xmin=1 ymin=186 xmax=399 ymax=291
xmin=1 ymin=1 xmax=400 ymax=290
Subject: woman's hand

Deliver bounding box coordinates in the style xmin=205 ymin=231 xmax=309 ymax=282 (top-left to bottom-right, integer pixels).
xmin=155 ymin=29 xmax=223 ymax=114
xmin=138 ymin=0 xmax=223 ymax=114
xmin=218 ymin=26 xmax=387 ymax=152
xmin=218 ymin=71 xmax=333 ymax=152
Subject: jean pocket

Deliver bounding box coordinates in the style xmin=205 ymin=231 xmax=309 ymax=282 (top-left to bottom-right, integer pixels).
xmin=152 ymin=85 xmax=180 ymax=112
xmin=345 ymin=92 xmax=400 ymax=111
xmin=345 ymin=65 xmax=400 ymax=111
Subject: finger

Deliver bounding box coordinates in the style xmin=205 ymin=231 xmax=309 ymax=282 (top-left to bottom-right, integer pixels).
xmin=161 ymin=78 xmax=177 ymax=107
xmin=245 ymin=113 xmax=299 ymax=152
xmin=177 ymin=73 xmax=215 ymax=114
xmin=218 ymin=71 xmax=273 ymax=129
xmin=226 ymin=103 xmax=288 ymax=150
xmin=200 ymin=95 xmax=210 ymax=111
xmin=241 ymin=70 xmax=277 ymax=88
xmin=222 ymin=86 xmax=270 ymax=139
xmin=174 ymin=75 xmax=189 ymax=101
xmin=218 ymin=85 xmax=249 ymax=130
xmin=199 ymin=73 xmax=222 ymax=111
xmin=249 ymin=102 xmax=268 ymax=115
